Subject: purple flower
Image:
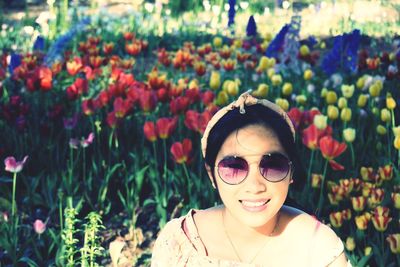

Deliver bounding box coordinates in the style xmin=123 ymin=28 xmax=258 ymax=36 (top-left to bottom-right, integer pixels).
xmin=4 ymin=156 xmax=28 ymax=173
xmin=246 ymin=15 xmax=257 ymax=37
xmin=69 ymin=138 xmax=80 ymax=149
xmin=228 ymin=0 xmax=236 ymax=27
xmin=63 ymin=114 xmax=79 ymax=130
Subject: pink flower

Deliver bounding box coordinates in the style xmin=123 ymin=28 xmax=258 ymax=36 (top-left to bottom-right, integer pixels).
xmin=4 ymin=156 xmax=28 ymax=173
xmin=81 ymin=132 xmax=95 ymax=148
xmin=33 ymin=219 xmax=46 ymax=234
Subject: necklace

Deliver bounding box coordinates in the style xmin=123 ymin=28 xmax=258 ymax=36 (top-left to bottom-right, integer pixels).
xmin=221 ymin=209 xmax=280 ymax=264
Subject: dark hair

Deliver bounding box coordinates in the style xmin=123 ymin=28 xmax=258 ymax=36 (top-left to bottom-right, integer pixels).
xmin=204 ymin=104 xmax=308 ymax=210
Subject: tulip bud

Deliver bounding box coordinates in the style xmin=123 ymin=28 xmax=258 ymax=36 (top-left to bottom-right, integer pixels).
xmin=216 ymin=91 xmax=228 ymax=106
xmin=267 ymin=68 xmax=275 ymax=78
xmin=341 ymin=84 xmax=355 ymax=98
xmin=295 ymin=95 xmax=307 ymax=105
xmin=254 ymin=83 xmax=269 ymax=98
xmin=364 ymin=246 xmax=372 ymax=256
xmin=351 ymin=196 xmax=366 ymax=212
xmin=343 ymin=128 xmax=356 ymax=143
xmin=299 ymin=44 xmax=310 ymax=56
xmin=325 ymin=91 xmax=337 ymax=104
xmin=355 ymin=214 xmax=369 ymax=230
xmin=275 ymin=98 xmax=289 ymax=111
xmin=271 ymin=74 xmax=282 ymax=86
xmin=386 ymin=234 xmax=400 ymax=254
xmin=303 ymin=69 xmax=313 ymax=80
xmin=380 ymin=108 xmax=391 ymax=123
xmin=226 ymin=81 xmax=238 ymax=96
xmin=386 ymin=96 xmax=396 ymax=110
xmin=340 ymin=107 xmax=352 ymax=122
xmin=311 ymin=173 xmax=322 ymax=188
xmin=369 ymin=83 xmax=381 ymax=97
xmin=213 ymin=36 xmax=223 ymax=48
xmin=313 ymin=114 xmax=328 ymax=130
xmin=345 ymin=237 xmax=356 ymax=251
xmin=338 ymin=97 xmax=348 ymax=109
xmin=357 ymin=94 xmax=368 ymax=107
xmin=329 ymin=211 xmax=344 ymax=228
xmin=393 ymin=126 xmax=400 ymax=137
xmin=392 ymin=193 xmax=400 ymax=209
xmin=376 ymin=125 xmax=387 ymax=135
xmin=258 ymin=56 xmax=269 ymax=71
xmin=327 ymin=105 xmax=339 ymax=120
xmin=394 ymin=137 xmax=400 ymax=150
xmin=209 ymin=71 xmax=221 ymax=90
xmin=282 ymin=82 xmax=293 ymax=96
xmin=356 ymin=76 xmax=365 ymax=89
xmin=33 ymin=219 xmax=46 ymax=234
xmin=320 ymin=87 xmax=328 ymax=98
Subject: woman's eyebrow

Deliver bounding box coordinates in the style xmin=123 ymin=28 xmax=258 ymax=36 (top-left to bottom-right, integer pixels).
xmin=220 ymin=150 xmax=287 ymax=158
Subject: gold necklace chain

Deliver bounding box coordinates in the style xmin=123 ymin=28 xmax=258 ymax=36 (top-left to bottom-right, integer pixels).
xmin=222 ymin=209 xmax=280 ymax=264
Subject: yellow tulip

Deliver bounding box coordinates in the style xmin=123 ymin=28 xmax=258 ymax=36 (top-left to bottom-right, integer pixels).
xmin=356 ymin=76 xmax=365 ymax=89
xmin=282 ymin=82 xmax=293 ymax=96
xmin=275 ymin=98 xmax=289 ymax=111
xmin=209 ymin=71 xmax=221 ymax=90
xmin=392 ymin=193 xmax=400 ymax=209
xmin=377 ymin=125 xmax=387 ymax=135
xmin=320 ymin=42 xmax=326 ymax=49
xmin=266 ymin=58 xmax=276 ymax=69
xmin=264 ymin=32 xmax=273 ymax=42
xmin=254 ymin=83 xmax=269 ymax=98
xmin=380 ymin=108 xmax=391 ymax=123
xmin=386 ymin=96 xmax=396 ymax=110
xmin=271 ymin=74 xmax=282 ymax=86
xmin=369 ymin=83 xmax=381 ymax=97
xmin=393 ymin=126 xmax=400 ymax=137
xmin=295 ymin=95 xmax=307 ymax=105
xmin=394 ymin=137 xmax=400 ymax=150
xmin=340 ymin=107 xmax=352 ymax=122
xmin=314 ymin=114 xmax=328 ymax=130
xmin=345 ymin=237 xmax=356 ymax=252
xmin=226 ymin=81 xmax=239 ymax=96
xmin=320 ymin=87 xmax=328 ymax=98
xmin=213 ymin=36 xmax=223 ymax=48
xmin=267 ymin=68 xmax=275 ymax=78
xmin=232 ymin=39 xmax=242 ymax=49
xmin=188 ymin=79 xmax=199 ymax=90
xmin=357 ymin=94 xmax=368 ymax=108
xmin=326 ymin=91 xmax=337 ymax=104
xmin=364 ymin=246 xmax=372 ymax=256
xmin=341 ymin=84 xmax=355 ymax=98
xmin=343 ymin=128 xmax=356 ymax=143
xmin=299 ymin=45 xmax=310 ymax=56
xmin=327 ymin=105 xmax=339 ymax=120
xmin=216 ymin=91 xmax=228 ymax=105
xmin=303 ymin=69 xmax=313 ymax=80
xmin=258 ymin=56 xmax=269 ymax=71
xmin=338 ymin=97 xmax=348 ymax=109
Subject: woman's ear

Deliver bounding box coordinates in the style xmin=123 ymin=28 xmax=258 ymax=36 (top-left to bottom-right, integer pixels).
xmin=205 ymin=164 xmax=216 ymax=189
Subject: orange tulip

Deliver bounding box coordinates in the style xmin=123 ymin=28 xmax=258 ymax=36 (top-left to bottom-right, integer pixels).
xmin=319 ymin=136 xmax=347 ymax=170
xmin=66 ymin=57 xmax=83 ymax=76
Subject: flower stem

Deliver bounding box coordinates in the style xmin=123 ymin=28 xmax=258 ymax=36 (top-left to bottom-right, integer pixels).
xmin=307 ymin=149 xmax=315 ymax=188
xmin=182 ymin=163 xmax=192 ymax=202
xmin=316 ymin=160 xmax=329 ymax=216
xmin=11 ymin=172 xmax=17 ymax=219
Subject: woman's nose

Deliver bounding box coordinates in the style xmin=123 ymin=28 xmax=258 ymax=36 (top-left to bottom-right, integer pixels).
xmin=244 ymin=164 xmax=267 ymax=193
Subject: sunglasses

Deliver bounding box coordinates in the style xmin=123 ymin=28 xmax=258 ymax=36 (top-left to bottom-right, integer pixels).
xmin=216 ymin=153 xmax=292 ymax=185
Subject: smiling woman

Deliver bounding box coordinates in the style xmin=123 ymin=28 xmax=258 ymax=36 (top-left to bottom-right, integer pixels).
xmin=151 ymin=92 xmax=351 ymax=267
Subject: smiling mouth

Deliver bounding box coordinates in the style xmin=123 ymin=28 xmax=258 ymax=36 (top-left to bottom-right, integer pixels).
xmin=239 ymin=199 xmax=270 ymax=207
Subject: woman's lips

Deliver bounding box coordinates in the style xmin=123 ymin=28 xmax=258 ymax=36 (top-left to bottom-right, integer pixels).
xmin=239 ymin=199 xmax=270 ymax=212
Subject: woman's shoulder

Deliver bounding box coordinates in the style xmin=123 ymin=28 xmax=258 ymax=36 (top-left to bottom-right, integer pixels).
xmin=282 ymin=205 xmax=342 ymax=246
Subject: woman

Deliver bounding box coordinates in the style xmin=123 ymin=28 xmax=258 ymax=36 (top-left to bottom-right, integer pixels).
xmin=151 ymin=92 xmax=350 ymax=266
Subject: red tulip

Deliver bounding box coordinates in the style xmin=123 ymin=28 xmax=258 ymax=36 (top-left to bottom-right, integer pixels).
xmin=302 ymin=124 xmax=320 ymax=150
xmin=113 ymin=97 xmax=131 ymax=118
xmin=319 ymin=136 xmax=347 ymax=170
xmin=103 ymin=42 xmax=114 ymax=54
xmin=125 ymin=42 xmax=141 ymax=56
xmin=82 ymin=99 xmax=95 ymax=116
xmin=184 ymin=110 xmax=213 ymax=134
xmin=38 ymin=67 xmax=53 ymax=91
xmin=143 ymin=121 xmax=157 ymax=142
xmin=170 ymin=139 xmax=192 ymax=164
xmin=138 ymin=89 xmax=157 ymax=112
xmin=287 ymin=107 xmax=302 ymax=130
xmin=106 ymin=111 xmax=118 ymax=128
xmin=201 ymin=90 xmax=215 ymax=106
xmin=170 ymin=96 xmax=190 ymax=115
xmin=156 ymin=117 xmax=178 ymax=139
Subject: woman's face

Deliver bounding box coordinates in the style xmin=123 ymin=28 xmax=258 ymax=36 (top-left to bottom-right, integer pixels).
xmin=211 ymin=124 xmax=291 ymax=228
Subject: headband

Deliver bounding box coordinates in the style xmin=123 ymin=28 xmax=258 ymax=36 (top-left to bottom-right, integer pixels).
xmin=201 ymin=91 xmax=296 ymax=158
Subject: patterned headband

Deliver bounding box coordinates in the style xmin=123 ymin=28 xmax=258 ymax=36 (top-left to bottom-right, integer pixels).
xmin=201 ymin=91 xmax=296 ymax=158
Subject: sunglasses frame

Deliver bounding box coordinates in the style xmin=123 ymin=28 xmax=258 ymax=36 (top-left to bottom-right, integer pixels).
xmin=215 ymin=153 xmax=293 ymax=185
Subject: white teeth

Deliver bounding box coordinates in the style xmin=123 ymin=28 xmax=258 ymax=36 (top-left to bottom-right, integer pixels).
xmin=241 ymin=200 xmax=268 ymax=207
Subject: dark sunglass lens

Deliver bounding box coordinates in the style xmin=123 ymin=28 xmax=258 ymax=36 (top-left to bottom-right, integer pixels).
xmin=260 ymin=154 xmax=290 ymax=181
xmin=218 ymin=157 xmax=248 ymax=184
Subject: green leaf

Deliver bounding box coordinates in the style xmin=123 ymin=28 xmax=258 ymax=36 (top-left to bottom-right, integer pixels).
xmin=135 ymin=165 xmax=149 ymax=193
xmin=0 ymin=176 xmax=12 ymax=183
xmin=18 ymin=257 xmax=39 ymax=267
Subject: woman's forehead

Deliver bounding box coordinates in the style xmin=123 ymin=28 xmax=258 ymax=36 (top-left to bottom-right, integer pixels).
xmin=218 ymin=125 xmax=284 ymax=156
